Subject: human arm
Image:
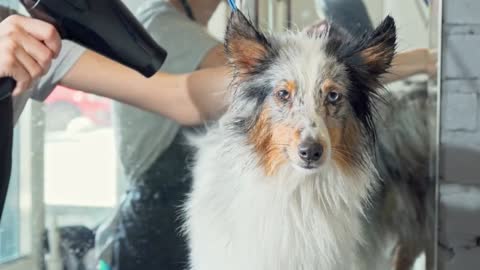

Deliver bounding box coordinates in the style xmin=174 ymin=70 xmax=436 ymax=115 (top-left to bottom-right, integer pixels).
xmin=198 ymin=44 xmax=228 ymax=69
xmin=60 ymin=50 xmax=230 ymax=125
xmin=382 ymin=48 xmax=437 ymax=83
xmin=304 ymin=19 xmax=436 ymax=84
xmin=59 ymin=46 xmax=435 ymax=126
xmin=59 ymin=6 xmax=230 ymax=126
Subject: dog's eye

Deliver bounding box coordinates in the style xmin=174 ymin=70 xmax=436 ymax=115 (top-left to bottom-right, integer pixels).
xmin=327 ymin=91 xmax=341 ymax=104
xmin=276 ymin=89 xmax=291 ymax=102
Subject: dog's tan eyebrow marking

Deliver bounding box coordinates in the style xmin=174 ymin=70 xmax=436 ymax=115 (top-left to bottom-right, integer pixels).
xmin=274 ymin=80 xmax=297 ymax=106
xmin=320 ymin=79 xmax=343 ymax=93
xmin=275 ymin=80 xmax=297 ymax=95
xmin=285 ymin=80 xmax=297 ymax=95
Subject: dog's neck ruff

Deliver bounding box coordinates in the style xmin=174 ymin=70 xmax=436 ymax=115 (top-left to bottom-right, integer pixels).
xmin=185 ymin=128 xmax=377 ymax=270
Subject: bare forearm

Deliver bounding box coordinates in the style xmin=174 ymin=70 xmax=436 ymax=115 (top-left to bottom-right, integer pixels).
xmin=184 ymin=66 xmax=230 ymax=121
xmin=61 ymin=50 xmax=229 ymax=125
xmin=382 ymin=48 xmax=433 ymax=83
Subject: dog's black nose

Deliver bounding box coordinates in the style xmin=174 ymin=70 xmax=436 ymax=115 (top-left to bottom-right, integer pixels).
xmin=298 ymin=141 xmax=323 ymax=162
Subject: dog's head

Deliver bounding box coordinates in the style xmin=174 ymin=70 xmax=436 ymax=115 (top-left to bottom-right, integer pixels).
xmin=225 ymin=11 xmax=396 ymax=176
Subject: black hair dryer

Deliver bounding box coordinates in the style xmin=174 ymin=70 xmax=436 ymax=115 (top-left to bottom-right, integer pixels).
xmin=0 ymin=0 xmax=167 ymax=220
xmin=0 ymin=0 xmax=167 ymax=98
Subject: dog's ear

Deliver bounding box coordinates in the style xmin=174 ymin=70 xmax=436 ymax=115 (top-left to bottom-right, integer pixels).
xmin=358 ymin=16 xmax=397 ymax=76
xmin=225 ymin=11 xmax=272 ymax=76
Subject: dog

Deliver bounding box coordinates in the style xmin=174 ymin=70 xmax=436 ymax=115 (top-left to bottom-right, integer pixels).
xmin=183 ymin=10 xmax=434 ymax=270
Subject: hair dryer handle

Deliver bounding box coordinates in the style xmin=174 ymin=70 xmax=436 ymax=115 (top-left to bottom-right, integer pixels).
xmin=0 ymin=78 xmax=16 ymax=101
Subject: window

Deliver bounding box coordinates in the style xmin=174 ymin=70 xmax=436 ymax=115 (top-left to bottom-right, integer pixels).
xmin=0 ymin=100 xmax=44 ymax=270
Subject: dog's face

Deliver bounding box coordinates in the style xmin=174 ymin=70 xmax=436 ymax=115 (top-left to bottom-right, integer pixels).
xmin=225 ymin=12 xmax=396 ymax=176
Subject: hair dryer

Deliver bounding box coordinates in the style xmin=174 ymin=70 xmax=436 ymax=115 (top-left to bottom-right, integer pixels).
xmin=0 ymin=0 xmax=168 ymax=98
xmin=0 ymin=0 xmax=168 ymax=220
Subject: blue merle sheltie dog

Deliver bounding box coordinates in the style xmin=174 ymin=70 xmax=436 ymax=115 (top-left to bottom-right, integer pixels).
xmin=183 ymin=10 xmax=435 ymax=270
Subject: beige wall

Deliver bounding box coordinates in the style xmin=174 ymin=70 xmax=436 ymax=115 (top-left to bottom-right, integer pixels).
xmin=292 ymin=0 xmax=322 ymax=30
xmin=208 ymin=2 xmax=229 ymax=41
xmin=252 ymin=0 xmax=428 ymax=51
xmin=122 ymin=0 xmax=430 ymax=51
xmin=383 ymin=0 xmax=429 ymax=51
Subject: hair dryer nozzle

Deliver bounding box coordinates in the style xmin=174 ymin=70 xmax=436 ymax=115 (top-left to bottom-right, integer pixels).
xmin=23 ymin=0 xmax=167 ymax=77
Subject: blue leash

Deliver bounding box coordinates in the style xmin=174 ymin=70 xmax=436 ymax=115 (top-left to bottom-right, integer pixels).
xmin=227 ymin=0 xmax=238 ymax=11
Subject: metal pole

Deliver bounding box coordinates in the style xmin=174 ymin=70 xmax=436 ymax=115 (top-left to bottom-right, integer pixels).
xmin=286 ymin=0 xmax=292 ymax=29
xmin=254 ymin=0 xmax=259 ymax=27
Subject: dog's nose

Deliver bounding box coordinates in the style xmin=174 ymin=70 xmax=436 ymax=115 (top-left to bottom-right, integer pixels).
xmin=298 ymin=141 xmax=323 ymax=162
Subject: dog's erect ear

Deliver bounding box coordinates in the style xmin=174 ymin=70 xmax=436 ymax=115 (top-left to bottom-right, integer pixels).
xmin=225 ymin=11 xmax=272 ymax=75
xmin=358 ymin=16 xmax=397 ymax=76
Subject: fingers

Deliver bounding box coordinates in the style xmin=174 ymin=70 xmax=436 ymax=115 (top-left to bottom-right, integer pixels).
xmin=0 ymin=47 xmax=32 ymax=96
xmin=12 ymin=28 xmax=54 ymax=72
xmin=2 ymin=15 xmax=61 ymax=57
xmin=12 ymin=66 xmax=33 ymax=96
xmin=425 ymin=49 xmax=438 ymax=78
xmin=15 ymin=41 xmax=46 ymax=79
xmin=304 ymin=19 xmax=329 ymax=37
xmin=0 ymin=15 xmax=60 ymax=95
xmin=26 ymin=19 xmax=61 ymax=58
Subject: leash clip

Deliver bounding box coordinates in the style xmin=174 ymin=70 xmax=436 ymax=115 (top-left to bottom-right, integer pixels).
xmin=227 ymin=0 xmax=238 ymax=11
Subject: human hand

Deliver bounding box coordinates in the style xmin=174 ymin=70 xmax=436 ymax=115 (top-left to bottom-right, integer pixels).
xmin=303 ymin=19 xmax=329 ymax=37
xmin=0 ymin=15 xmax=61 ymax=96
xmin=423 ymin=48 xmax=437 ymax=79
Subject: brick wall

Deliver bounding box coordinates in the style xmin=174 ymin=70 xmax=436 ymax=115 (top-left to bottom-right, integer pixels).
xmin=439 ymin=0 xmax=480 ymax=269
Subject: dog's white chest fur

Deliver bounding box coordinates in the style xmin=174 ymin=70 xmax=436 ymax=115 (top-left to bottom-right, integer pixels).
xmin=184 ymin=131 xmax=376 ymax=270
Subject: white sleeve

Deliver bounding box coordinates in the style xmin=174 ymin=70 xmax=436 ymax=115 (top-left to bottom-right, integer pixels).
xmin=140 ymin=8 xmax=220 ymax=73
